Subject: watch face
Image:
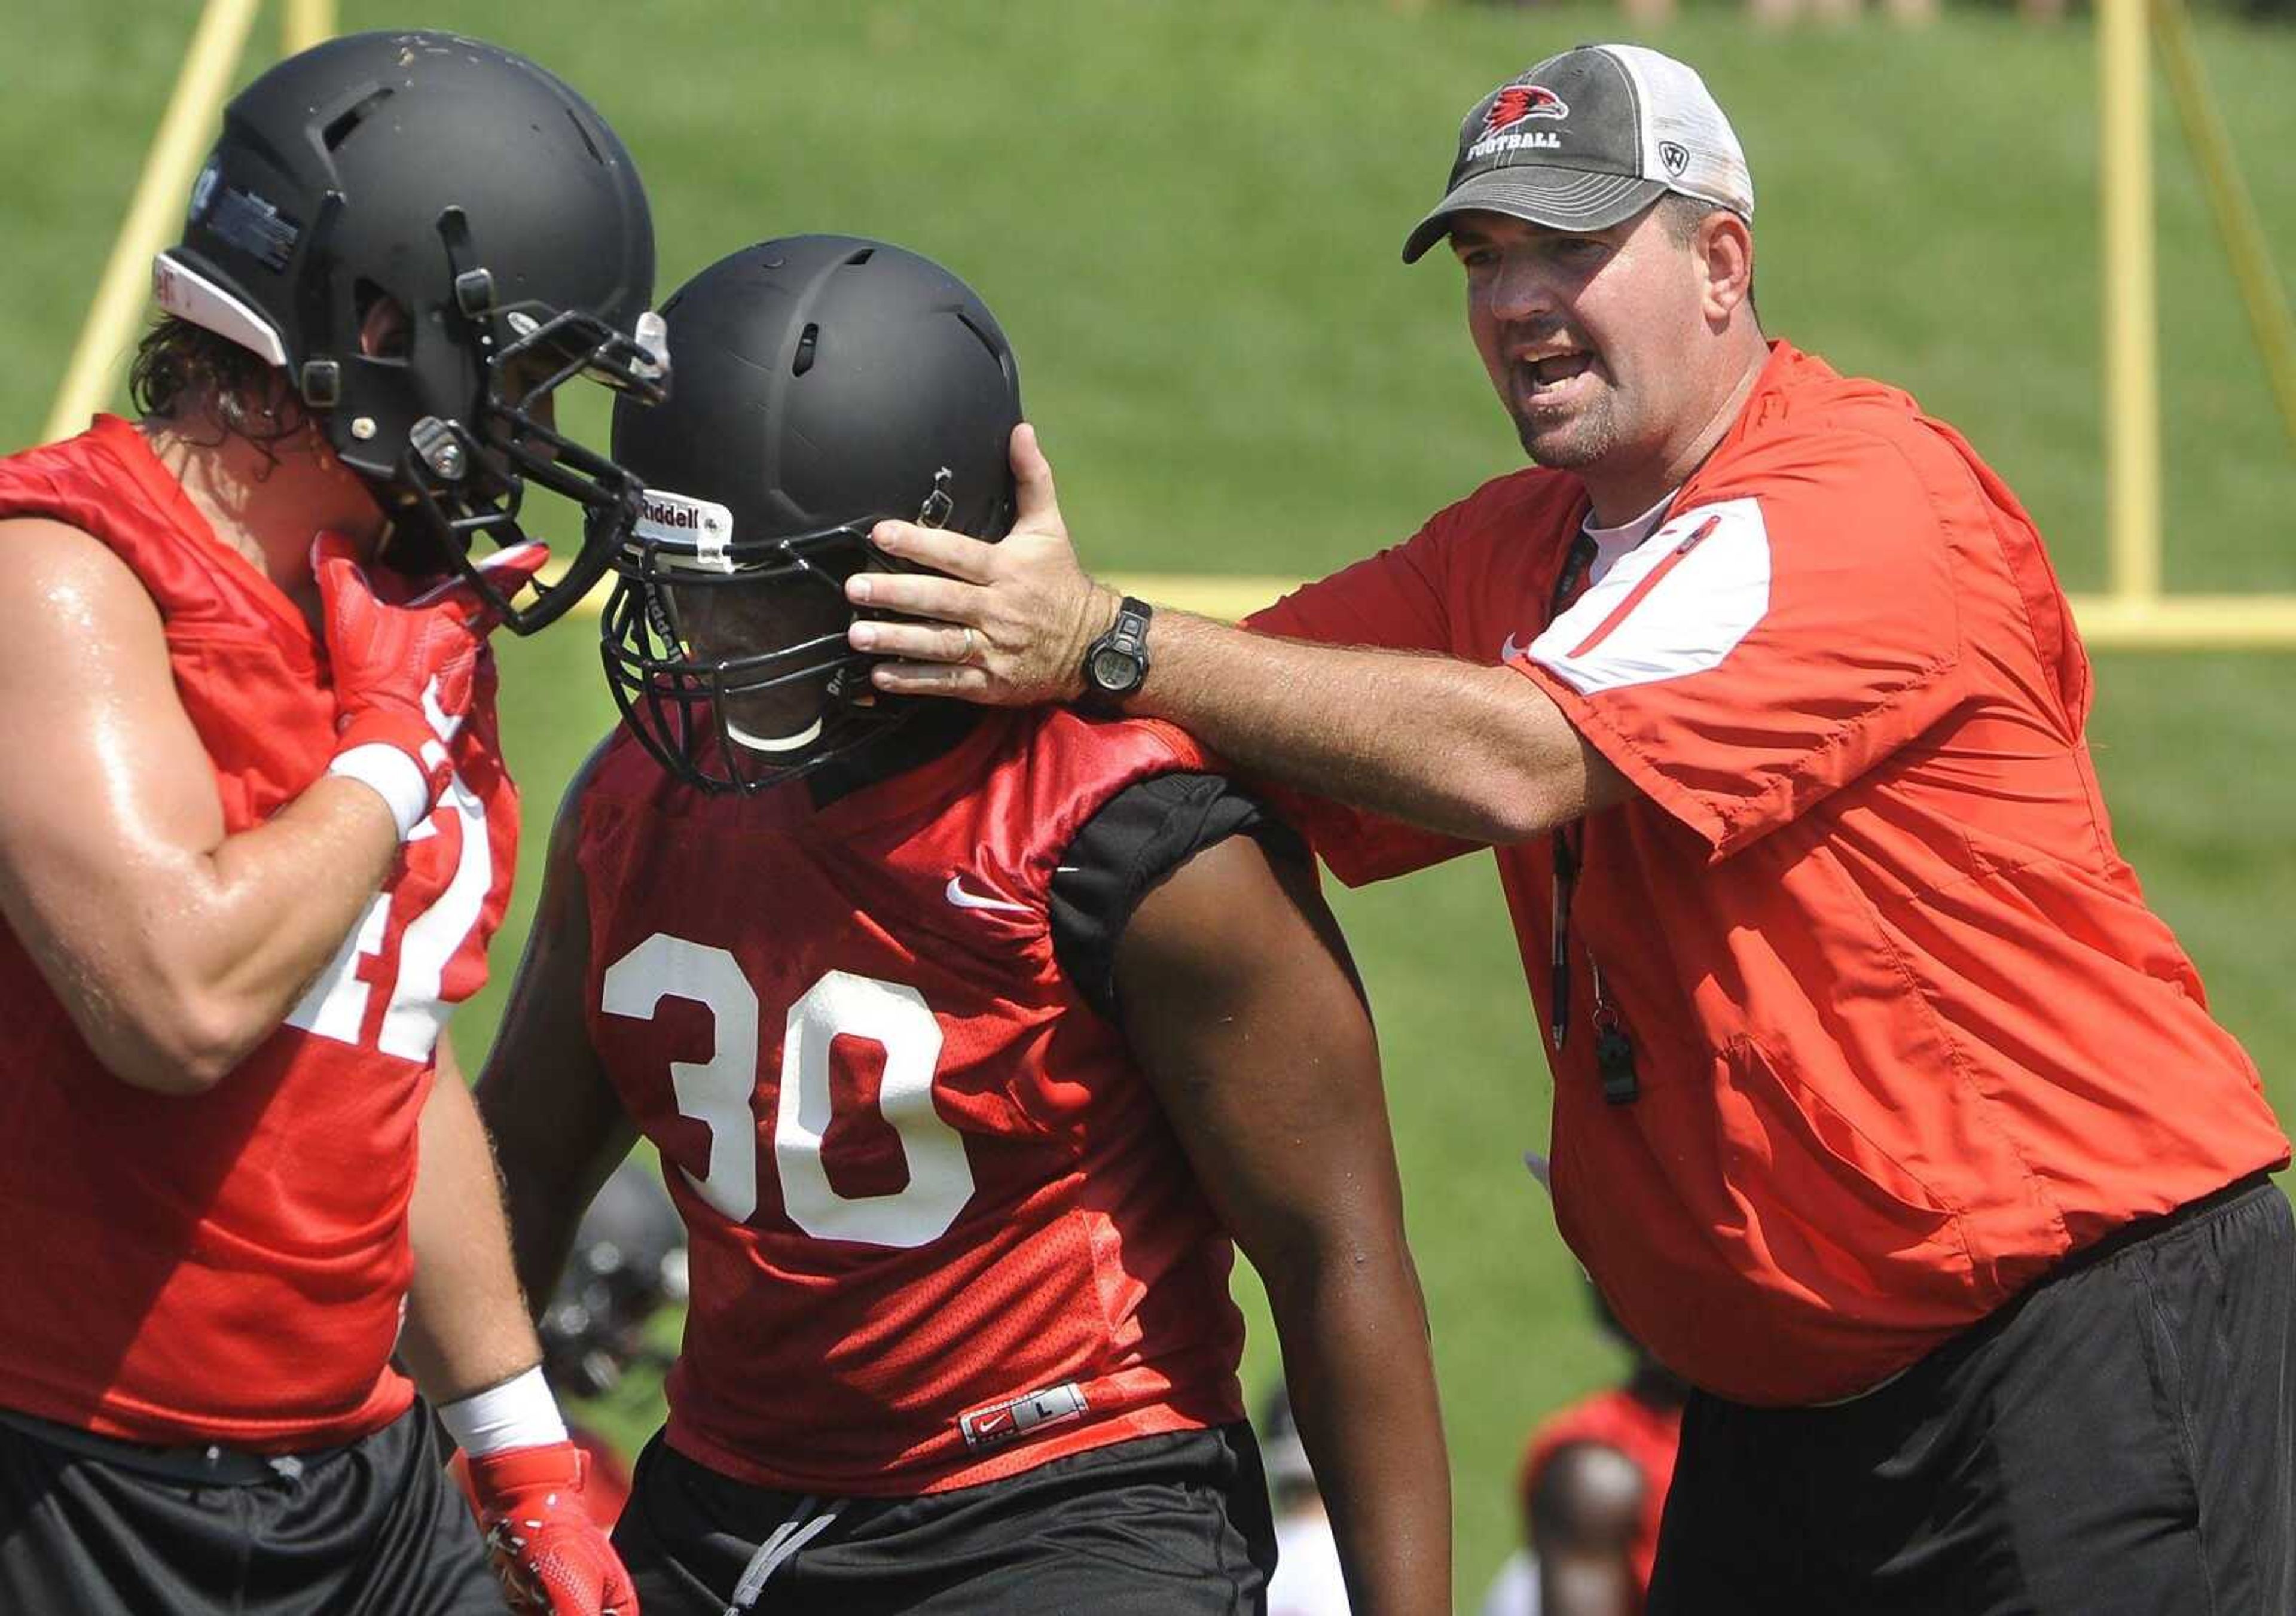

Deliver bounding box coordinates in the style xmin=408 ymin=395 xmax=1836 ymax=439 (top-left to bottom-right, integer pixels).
xmin=1090 ymin=645 xmax=1141 ymax=693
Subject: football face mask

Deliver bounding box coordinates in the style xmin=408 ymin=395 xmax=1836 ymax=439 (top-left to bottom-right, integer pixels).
xmin=393 ymin=290 xmax=671 ymax=632
xmin=602 ymin=517 xmax=900 ymax=793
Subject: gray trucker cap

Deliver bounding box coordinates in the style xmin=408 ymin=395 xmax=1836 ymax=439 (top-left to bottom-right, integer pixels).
xmin=1402 ymin=44 xmax=1754 ymax=263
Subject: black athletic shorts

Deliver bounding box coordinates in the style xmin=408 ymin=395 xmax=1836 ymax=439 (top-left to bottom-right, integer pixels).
xmin=0 ymin=1400 xmax=500 ymax=1615
xmin=1648 ymin=1172 xmax=2296 ymax=1615
xmin=613 ymin=1423 xmax=1278 ymax=1614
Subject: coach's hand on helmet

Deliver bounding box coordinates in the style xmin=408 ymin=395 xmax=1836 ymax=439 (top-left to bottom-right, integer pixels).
xmin=845 ymin=424 xmax=1121 ymax=708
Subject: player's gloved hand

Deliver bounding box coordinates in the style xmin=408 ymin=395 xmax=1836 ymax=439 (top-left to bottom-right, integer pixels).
xmin=313 ymin=531 xmax=547 ymax=839
xmin=455 ymin=1441 xmax=640 ymax=1616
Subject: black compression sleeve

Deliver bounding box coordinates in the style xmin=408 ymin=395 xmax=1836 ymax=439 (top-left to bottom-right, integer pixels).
xmin=1049 ymin=772 xmax=1309 ymax=1025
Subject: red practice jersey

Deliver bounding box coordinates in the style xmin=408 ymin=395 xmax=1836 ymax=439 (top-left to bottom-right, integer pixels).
xmin=576 ymin=711 xmax=1248 ymax=1495
xmin=0 ymin=417 xmax=521 ymax=1449
xmin=1521 ymin=1387 xmax=1683 ymax=1606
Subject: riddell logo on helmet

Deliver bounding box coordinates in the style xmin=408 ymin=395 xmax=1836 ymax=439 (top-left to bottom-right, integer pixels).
xmin=642 ymin=495 xmax=711 ymax=530
xmin=635 ymin=487 xmax=736 ymax=562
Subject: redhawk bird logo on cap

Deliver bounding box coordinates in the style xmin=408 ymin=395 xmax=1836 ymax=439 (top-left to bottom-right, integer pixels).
xmin=1484 ymin=84 xmax=1570 ymax=132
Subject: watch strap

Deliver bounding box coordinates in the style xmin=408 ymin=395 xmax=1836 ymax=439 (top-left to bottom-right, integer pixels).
xmin=1079 ymin=595 xmax=1154 ymax=712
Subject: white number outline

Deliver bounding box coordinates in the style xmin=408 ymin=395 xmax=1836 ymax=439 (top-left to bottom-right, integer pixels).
xmin=600 ymin=935 xmax=761 ymax=1223
xmin=599 ymin=937 xmax=976 ymax=1250
xmin=285 ymin=767 xmax=491 ymax=1063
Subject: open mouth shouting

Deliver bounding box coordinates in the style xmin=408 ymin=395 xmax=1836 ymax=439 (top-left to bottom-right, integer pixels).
xmin=1520 ymin=347 xmax=1598 ymax=401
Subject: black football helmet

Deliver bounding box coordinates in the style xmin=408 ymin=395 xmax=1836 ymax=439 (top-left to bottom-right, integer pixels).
xmin=538 ymin=1164 xmax=688 ymax=1402
xmin=155 ymin=31 xmax=667 ymax=632
xmin=604 ymin=235 xmax=1022 ymax=791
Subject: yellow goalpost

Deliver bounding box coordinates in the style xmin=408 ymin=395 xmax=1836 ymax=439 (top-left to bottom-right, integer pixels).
xmin=2083 ymin=0 xmax=2296 ymax=648
xmin=38 ymin=0 xmax=2296 ymax=643
xmin=40 ymin=0 xmax=332 ymax=448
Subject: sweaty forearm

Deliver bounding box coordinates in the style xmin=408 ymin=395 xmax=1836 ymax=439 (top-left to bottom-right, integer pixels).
xmin=48 ymin=776 xmax=403 ymax=1093
xmin=491 ymin=1130 xmax=614 ymax=1331
xmin=401 ymin=1066 xmax=548 ymax=1403
xmin=203 ymin=773 xmax=407 ymax=990
xmin=469 ymin=777 xmax=638 ymax=1322
xmin=474 ymin=1045 xmax=638 ymax=1327
xmin=1137 ymin=611 xmax=1593 ymax=844
xmin=1265 ymin=1247 xmax=1454 ymax=1616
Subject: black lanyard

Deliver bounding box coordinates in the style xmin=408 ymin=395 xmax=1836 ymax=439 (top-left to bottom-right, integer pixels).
xmin=1544 ymin=525 xmax=1638 ymax=1104
xmin=1544 ymin=527 xmax=1595 ymax=1056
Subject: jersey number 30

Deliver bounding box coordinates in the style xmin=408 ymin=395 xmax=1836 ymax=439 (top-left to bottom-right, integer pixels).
xmin=600 ymin=934 xmax=976 ymax=1251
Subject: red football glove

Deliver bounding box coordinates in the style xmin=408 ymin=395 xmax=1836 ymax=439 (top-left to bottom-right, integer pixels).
xmin=313 ymin=532 xmax=548 ymax=828
xmin=455 ymin=1442 xmax=640 ymax=1616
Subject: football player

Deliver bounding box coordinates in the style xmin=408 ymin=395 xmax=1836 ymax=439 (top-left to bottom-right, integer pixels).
xmin=477 ymin=237 xmax=1451 ymax=1614
xmin=0 ymin=31 xmax=662 ymax=1616
xmin=1482 ymin=1288 xmax=1686 ymax=1616
xmin=1260 ymin=1385 xmax=1355 ymax=1616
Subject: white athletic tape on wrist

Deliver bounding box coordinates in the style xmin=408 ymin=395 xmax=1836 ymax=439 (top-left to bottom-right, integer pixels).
xmin=328 ymin=743 xmax=432 ymax=842
xmin=436 ymin=1365 xmax=569 ymax=1458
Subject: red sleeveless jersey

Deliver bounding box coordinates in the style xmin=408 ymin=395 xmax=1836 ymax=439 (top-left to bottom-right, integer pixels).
xmin=0 ymin=417 xmax=521 ymax=1450
xmin=576 ymin=712 xmax=1248 ymax=1495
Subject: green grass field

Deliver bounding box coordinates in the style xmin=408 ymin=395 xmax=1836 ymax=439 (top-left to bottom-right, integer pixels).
xmin=5 ymin=1 xmax=2295 ymax=1602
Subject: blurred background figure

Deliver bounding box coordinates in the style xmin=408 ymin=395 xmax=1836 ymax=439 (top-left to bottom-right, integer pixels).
xmin=1623 ymin=0 xmax=1941 ymax=26
xmin=1741 ymin=0 xmax=1941 ymax=26
xmin=536 ymin=1162 xmax=689 ymax=1526
xmin=1480 ymin=1289 xmax=1687 ymax=1616
xmin=1470 ymin=0 xmax=1948 ymax=29
xmin=1262 ymin=1384 xmax=1355 ymax=1615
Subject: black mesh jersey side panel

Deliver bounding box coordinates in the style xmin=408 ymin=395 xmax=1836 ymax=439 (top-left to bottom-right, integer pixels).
xmin=1049 ymin=772 xmax=1309 ymax=1026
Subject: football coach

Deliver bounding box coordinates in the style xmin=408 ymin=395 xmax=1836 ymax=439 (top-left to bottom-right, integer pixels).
xmin=835 ymin=42 xmax=2295 ymax=1614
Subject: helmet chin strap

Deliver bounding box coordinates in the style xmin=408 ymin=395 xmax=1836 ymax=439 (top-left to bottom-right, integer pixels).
xmin=725 ymin=715 xmax=825 ymax=754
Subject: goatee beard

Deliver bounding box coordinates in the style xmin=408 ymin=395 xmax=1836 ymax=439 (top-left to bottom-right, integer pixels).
xmin=1516 ymin=405 xmax=1616 ymax=470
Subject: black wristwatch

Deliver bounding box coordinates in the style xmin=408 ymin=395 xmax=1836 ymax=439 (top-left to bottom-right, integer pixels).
xmin=1079 ymin=596 xmax=1153 ymax=712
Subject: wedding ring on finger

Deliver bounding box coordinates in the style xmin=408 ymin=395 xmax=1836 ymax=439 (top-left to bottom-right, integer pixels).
xmin=959 ymin=626 xmax=978 ymax=663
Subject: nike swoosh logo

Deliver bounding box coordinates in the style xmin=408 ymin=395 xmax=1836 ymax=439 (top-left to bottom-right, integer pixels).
xmin=945 ymin=874 xmax=1031 ymax=913
xmin=1500 ymin=633 xmax=1530 ymax=661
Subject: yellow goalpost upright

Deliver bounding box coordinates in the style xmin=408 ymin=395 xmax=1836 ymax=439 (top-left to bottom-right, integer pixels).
xmin=37 ymin=0 xmax=2295 ymax=642
xmin=30 ymin=0 xmax=1280 ymax=626
xmin=2083 ymin=0 xmax=2296 ymax=648
xmin=40 ymin=0 xmax=333 ymax=449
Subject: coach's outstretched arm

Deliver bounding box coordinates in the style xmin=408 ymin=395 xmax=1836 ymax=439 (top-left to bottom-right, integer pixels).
xmin=847 ymin=426 xmax=1626 ymax=845
xmin=1116 ymin=827 xmax=1451 ymax=1615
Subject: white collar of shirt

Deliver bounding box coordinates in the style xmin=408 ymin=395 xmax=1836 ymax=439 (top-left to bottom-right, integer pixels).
xmin=1580 ymin=487 xmax=1681 ymax=586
